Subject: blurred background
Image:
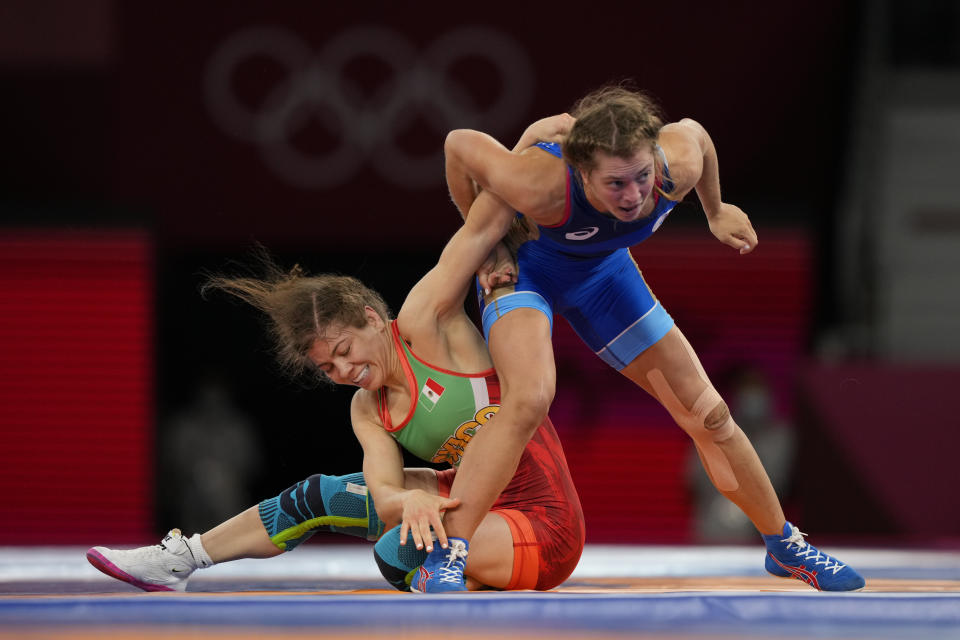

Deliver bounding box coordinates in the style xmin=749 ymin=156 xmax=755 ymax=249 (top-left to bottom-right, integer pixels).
xmin=1 ymin=1 xmax=958 ymax=548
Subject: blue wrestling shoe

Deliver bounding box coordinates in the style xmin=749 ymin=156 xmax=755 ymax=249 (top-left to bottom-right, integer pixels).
xmin=410 ymin=537 xmax=469 ymax=593
xmin=763 ymin=521 xmax=865 ymax=591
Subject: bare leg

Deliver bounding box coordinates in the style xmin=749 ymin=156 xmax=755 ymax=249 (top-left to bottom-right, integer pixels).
xmin=620 ymin=326 xmax=785 ymax=535
xmin=463 ymin=512 xmax=514 ymax=589
xmin=389 ymin=468 xmax=524 ymax=590
xmin=441 ymin=308 xmax=556 ymax=541
xmin=201 ymin=507 xmax=279 ymax=563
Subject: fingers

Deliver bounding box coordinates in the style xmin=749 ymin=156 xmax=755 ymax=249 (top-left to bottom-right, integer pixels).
xmin=737 ymin=227 xmax=758 ymax=254
xmin=726 ymin=235 xmax=752 ymax=254
xmin=399 ymin=496 xmax=463 ymax=553
xmin=405 ymin=517 xmax=433 ymax=552
xmin=410 ymin=521 xmax=425 ymax=552
xmin=430 ymin=497 xmax=461 ymax=550
xmin=400 ymin=516 xmax=433 ymax=552
xmin=477 ymin=272 xmax=493 ymax=295
xmin=481 ymin=269 xmax=517 ymax=293
xmin=432 ymin=519 xmax=448 ymax=551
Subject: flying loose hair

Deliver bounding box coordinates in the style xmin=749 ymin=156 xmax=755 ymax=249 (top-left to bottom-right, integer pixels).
xmin=202 ymin=252 xmax=391 ymax=381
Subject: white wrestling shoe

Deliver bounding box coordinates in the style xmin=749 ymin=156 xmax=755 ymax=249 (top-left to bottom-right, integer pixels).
xmin=86 ymin=528 xmax=206 ymax=592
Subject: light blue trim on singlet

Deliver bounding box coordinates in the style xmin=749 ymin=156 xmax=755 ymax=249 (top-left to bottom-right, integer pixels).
xmin=480 ymin=290 xmax=553 ymax=343
xmin=594 ymin=300 xmax=673 ymax=369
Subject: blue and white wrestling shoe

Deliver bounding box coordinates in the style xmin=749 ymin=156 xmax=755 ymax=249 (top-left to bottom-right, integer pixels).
xmin=410 ymin=537 xmax=469 ymax=593
xmin=763 ymin=521 xmax=865 ymax=591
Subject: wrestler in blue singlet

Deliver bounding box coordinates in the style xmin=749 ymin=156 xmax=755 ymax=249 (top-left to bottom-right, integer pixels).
xmin=479 ymin=141 xmax=679 ymax=370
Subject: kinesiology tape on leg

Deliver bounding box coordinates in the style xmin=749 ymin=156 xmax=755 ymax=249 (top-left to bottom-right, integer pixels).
xmin=258 ymin=473 xmax=385 ymax=551
xmin=647 ymin=369 xmax=739 ymax=491
xmin=373 ymin=525 xmax=429 ymax=592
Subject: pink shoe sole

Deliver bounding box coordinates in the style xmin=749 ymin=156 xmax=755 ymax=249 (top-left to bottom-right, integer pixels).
xmin=86 ymin=548 xmax=177 ymax=592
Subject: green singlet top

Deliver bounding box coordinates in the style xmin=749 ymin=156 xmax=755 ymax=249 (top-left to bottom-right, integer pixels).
xmin=377 ymin=321 xmax=501 ymax=467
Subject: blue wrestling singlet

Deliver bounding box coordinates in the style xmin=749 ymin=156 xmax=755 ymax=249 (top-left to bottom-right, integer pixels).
xmin=479 ymin=141 xmax=678 ymax=370
xmin=532 ymin=141 xmax=678 ymax=257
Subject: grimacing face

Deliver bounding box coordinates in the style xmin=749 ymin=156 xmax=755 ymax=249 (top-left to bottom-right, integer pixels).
xmin=580 ymin=146 xmax=657 ymax=222
xmin=306 ymin=306 xmax=386 ymax=389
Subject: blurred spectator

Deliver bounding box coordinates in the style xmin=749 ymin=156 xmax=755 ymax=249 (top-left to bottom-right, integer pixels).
xmin=160 ymin=372 xmax=263 ymax=533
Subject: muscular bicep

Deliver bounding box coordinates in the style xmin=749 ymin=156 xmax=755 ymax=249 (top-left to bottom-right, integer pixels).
xmin=445 ymin=129 xmax=565 ymax=221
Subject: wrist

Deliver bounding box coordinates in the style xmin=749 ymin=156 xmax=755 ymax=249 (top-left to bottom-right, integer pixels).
xmin=702 ymin=204 xmax=722 ymax=219
xmin=697 ymin=191 xmax=723 ymax=219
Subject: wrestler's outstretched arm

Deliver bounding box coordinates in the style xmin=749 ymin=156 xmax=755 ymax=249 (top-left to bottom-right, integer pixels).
xmin=657 ymin=118 xmax=758 ymax=254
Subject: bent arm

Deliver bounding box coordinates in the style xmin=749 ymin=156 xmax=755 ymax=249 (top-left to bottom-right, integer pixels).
xmin=444 ymin=128 xmax=565 ymax=222
xmin=351 ymin=391 xmax=458 ymax=550
xmin=659 ymin=118 xmax=723 ymax=216
xmin=659 ymin=118 xmax=757 ymax=253
xmin=399 ymin=191 xmax=515 ymax=324
xmin=351 ymin=393 xmax=409 ymax=528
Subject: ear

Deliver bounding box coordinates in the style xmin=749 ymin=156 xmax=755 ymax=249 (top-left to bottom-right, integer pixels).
xmin=364 ymin=305 xmax=386 ymax=330
xmin=578 ymin=167 xmax=593 ymax=192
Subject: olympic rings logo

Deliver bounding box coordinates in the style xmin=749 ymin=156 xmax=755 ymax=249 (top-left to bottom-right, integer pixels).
xmin=203 ymin=26 xmax=535 ymax=190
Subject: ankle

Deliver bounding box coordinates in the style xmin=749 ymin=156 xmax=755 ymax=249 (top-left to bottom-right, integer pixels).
xmin=186 ymin=533 xmax=215 ymax=569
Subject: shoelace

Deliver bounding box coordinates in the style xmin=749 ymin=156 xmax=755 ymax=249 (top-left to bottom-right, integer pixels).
xmin=781 ymin=525 xmax=846 ymax=575
xmin=157 ymin=531 xmax=197 ymax=566
xmin=437 ymin=541 xmax=469 ymax=584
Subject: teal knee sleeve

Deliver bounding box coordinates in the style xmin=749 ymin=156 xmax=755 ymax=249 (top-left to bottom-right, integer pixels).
xmin=373 ymin=525 xmax=428 ymax=591
xmin=258 ymin=473 xmax=385 ymax=551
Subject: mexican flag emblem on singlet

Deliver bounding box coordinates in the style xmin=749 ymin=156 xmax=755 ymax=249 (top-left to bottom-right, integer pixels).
xmin=420 ymin=378 xmax=445 ymax=412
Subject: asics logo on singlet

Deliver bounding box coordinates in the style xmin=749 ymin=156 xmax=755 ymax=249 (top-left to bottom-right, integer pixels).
xmin=565 ymin=227 xmax=599 ymax=240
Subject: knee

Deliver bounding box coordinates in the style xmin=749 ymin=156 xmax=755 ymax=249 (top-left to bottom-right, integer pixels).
xmin=652 ymin=378 xmax=734 ymax=443
xmin=501 ymin=381 xmax=553 ymax=435
xmin=703 ymin=399 xmax=735 ymax=442
xmin=704 ymin=400 xmax=731 ymax=432
xmin=373 ymin=526 xmax=427 ymax=592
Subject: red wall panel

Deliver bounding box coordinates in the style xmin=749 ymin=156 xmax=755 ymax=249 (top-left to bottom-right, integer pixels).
xmin=0 ymin=231 xmax=154 ymax=544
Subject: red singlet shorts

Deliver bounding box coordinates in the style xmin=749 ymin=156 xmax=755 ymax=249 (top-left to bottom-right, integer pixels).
xmin=436 ymin=416 xmax=584 ymax=590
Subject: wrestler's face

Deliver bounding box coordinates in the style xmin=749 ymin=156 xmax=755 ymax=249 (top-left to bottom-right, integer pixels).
xmin=307 ymin=306 xmax=386 ymax=389
xmin=581 ymin=147 xmax=657 ymax=222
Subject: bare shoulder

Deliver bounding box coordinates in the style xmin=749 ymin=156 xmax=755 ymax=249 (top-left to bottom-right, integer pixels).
xmin=658 ymin=119 xmax=706 ymax=196
xmin=514 ymin=145 xmax=568 ymax=222
xmin=396 ymin=294 xmax=441 ymax=348
xmin=350 ymin=388 xmax=381 ymax=428
xmin=394 ymin=310 xmax=490 ymax=373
